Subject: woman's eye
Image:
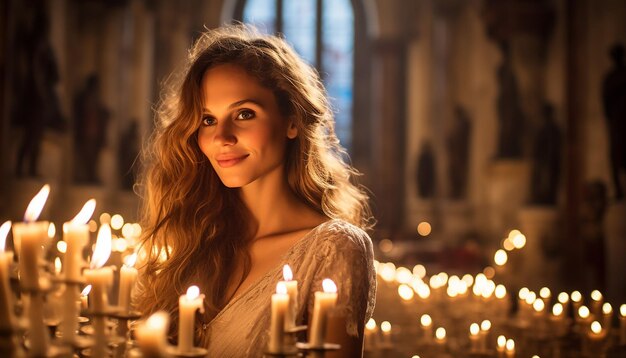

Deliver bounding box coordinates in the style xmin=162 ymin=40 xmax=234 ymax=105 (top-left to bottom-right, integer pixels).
xmin=236 ymin=110 xmax=255 ymax=120
xmin=201 ymin=115 xmax=216 ymax=126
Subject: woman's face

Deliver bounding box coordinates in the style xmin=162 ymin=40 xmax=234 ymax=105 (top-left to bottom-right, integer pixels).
xmin=197 ymin=64 xmax=297 ymax=188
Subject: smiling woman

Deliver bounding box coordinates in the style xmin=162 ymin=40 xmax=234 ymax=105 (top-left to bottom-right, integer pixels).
xmin=134 ymin=25 xmax=376 ymax=357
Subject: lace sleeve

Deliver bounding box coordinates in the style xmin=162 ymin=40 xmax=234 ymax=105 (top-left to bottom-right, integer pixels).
xmin=306 ymin=221 xmax=376 ymax=338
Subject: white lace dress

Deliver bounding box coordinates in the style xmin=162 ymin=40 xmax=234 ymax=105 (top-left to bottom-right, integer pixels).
xmin=199 ymin=219 xmax=376 ymax=357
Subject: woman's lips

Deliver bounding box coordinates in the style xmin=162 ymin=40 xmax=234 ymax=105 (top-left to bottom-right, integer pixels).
xmin=216 ymin=154 xmax=249 ymax=168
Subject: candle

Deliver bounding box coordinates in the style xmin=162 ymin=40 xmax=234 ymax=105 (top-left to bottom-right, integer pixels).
xmin=479 ymin=320 xmax=491 ymax=351
xmin=280 ymin=264 xmax=298 ymax=330
xmin=590 ymin=290 xmax=603 ymax=318
xmin=118 ymin=253 xmax=138 ymax=313
xmin=380 ymin=321 xmax=392 ymax=347
xmin=620 ymin=304 xmax=626 ymax=345
xmin=269 ymin=282 xmax=289 ymax=353
xmin=178 ymin=285 xmax=205 ymax=353
xmin=309 ymin=278 xmax=338 ymax=347
xmin=420 ymin=314 xmax=432 ymax=343
xmin=469 ymin=323 xmax=480 ymax=352
xmin=12 ymin=185 xmax=51 ymax=356
xmin=84 ymin=223 xmax=113 ymax=312
xmin=0 ymin=221 xmax=15 ymax=331
xmin=550 ymin=303 xmax=566 ymax=336
xmin=602 ymin=303 xmax=612 ymax=331
xmin=505 ymin=338 xmax=515 ymax=357
xmin=364 ymin=318 xmax=378 ymax=351
xmin=571 ymin=291 xmax=582 ymax=315
xmin=496 ymin=335 xmax=506 ymax=358
xmin=557 ymin=292 xmax=569 ymax=317
xmin=435 ymin=327 xmax=446 ymax=348
xmin=588 ymin=321 xmax=606 ymax=353
xmin=80 ymin=285 xmax=91 ymax=311
xmin=136 ymin=311 xmax=170 ymax=358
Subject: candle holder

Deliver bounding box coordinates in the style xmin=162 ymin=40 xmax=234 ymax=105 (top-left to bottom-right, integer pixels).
xmin=295 ymin=342 xmax=340 ymax=358
xmin=164 ymin=345 xmax=209 ymax=357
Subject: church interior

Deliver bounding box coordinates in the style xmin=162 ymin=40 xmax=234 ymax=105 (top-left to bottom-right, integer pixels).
xmin=1 ymin=0 xmax=626 ymax=357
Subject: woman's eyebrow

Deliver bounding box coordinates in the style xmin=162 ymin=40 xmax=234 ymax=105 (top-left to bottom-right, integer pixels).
xmin=202 ymin=99 xmax=265 ymax=113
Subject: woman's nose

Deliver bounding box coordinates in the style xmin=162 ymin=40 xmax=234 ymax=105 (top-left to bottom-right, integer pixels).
xmin=213 ymin=121 xmax=237 ymax=146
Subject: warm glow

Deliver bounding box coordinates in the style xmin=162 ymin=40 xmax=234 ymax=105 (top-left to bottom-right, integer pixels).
xmin=495 ymin=284 xmax=507 ymax=299
xmin=380 ymin=321 xmax=391 ymax=333
xmin=132 ymin=223 xmax=142 ymax=237
xmin=416 ymin=283 xmax=431 ymax=299
xmin=123 ymin=253 xmax=137 ymax=268
xmin=122 ymin=223 xmax=134 ymax=238
xmin=413 ymin=264 xmax=426 ymax=278
xmin=420 ymin=314 xmax=432 ymax=327
xmin=470 ymin=323 xmax=479 ymax=336
xmin=276 ymin=282 xmax=287 ymax=295
xmin=481 ymin=280 xmax=496 ymax=298
xmin=71 ymin=199 xmax=96 ymax=225
xmin=571 ymin=291 xmax=582 ymax=302
xmin=481 ymin=320 xmax=491 ymax=331
xmin=505 ymin=339 xmax=515 ymax=351
xmin=417 ymin=221 xmax=432 ymax=236
xmin=483 ymin=266 xmax=495 ymax=279
xmin=602 ymin=303 xmax=612 ymax=315
xmin=283 ymin=264 xmax=293 ymax=281
xmin=620 ymin=304 xmax=626 ymax=317
xmin=379 ymin=239 xmax=393 ymax=253
xmin=396 ymin=267 xmax=413 ymax=284
xmin=145 ymin=311 xmax=169 ymax=331
xmin=502 ymin=238 xmax=515 ymax=251
xmin=438 ymin=272 xmax=449 ymax=285
xmin=494 ymin=249 xmax=508 ymax=266
xmin=447 ymin=284 xmax=458 ymax=298
xmin=0 ymin=221 xmax=11 ymax=252
xmin=111 ymin=214 xmax=124 ymax=230
xmin=525 ymin=291 xmax=537 ymax=305
xmin=590 ymin=321 xmax=602 ymax=334
xmin=366 ymin=318 xmax=376 ymax=331
xmin=113 ymin=238 xmax=128 ymax=253
xmin=81 ymin=285 xmax=92 ymax=296
xmin=398 ymin=284 xmax=414 ymax=301
xmin=99 ymin=213 xmax=111 ymax=224
xmin=90 ymin=223 xmax=112 ymax=269
xmin=512 ymin=233 xmax=526 ymax=249
xmin=54 ymin=257 xmax=62 ymax=274
xmin=24 ymin=184 xmax=50 ymax=222
xmin=552 ymin=303 xmax=563 ymax=316
xmin=462 ymin=274 xmax=474 ymax=287
xmin=429 ymin=275 xmax=443 ymax=289
xmin=519 ymin=287 xmax=529 ymax=300
xmin=322 ymin=278 xmax=337 ymax=293
xmin=591 ymin=290 xmax=602 ymax=302
xmin=558 ymin=292 xmax=569 ymax=303
xmin=540 ymin=287 xmax=551 ymax=299
xmin=186 ymin=285 xmax=200 ymax=300
xmin=88 ymin=220 xmax=98 ymax=233
xmin=48 ymin=223 xmax=56 ymax=238
xmin=497 ymin=335 xmax=506 ymax=348
xmin=508 ymin=229 xmax=521 ymax=239
xmin=435 ymin=327 xmax=446 ymax=340
xmin=533 ymin=298 xmax=545 ymax=312
xmin=380 ymin=263 xmax=396 ymax=282
xmin=579 ymin=305 xmax=590 ymax=319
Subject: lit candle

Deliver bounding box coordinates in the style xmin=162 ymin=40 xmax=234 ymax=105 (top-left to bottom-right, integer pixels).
xmin=280 ymin=265 xmax=298 ymax=330
xmin=602 ymin=303 xmax=612 ymax=331
xmin=84 ymin=223 xmax=113 ymax=312
xmin=539 ymin=287 xmax=551 ymax=306
xmin=80 ymin=285 xmax=91 ymax=311
xmin=435 ymin=327 xmax=446 ymax=348
xmin=12 ymin=185 xmax=51 ymax=356
xmin=380 ymin=321 xmax=392 ymax=347
xmin=505 ymin=339 xmax=515 ymax=358
xmin=469 ymin=323 xmax=480 ymax=352
xmin=496 ymin=335 xmax=506 ymax=358
xmin=136 ymin=311 xmax=170 ymax=358
xmin=309 ymin=278 xmax=338 ymax=347
xmin=571 ymin=291 xmax=582 ymax=315
xmin=620 ymin=304 xmax=626 ymax=345
xmin=590 ymin=290 xmax=603 ymax=318
xmin=420 ymin=314 xmax=432 ymax=343
xmin=479 ymin=320 xmax=491 ymax=351
xmin=0 ymin=221 xmax=15 ymax=331
xmin=118 ymin=253 xmax=138 ymax=313
xmin=557 ymin=292 xmax=569 ymax=317
xmin=364 ymin=318 xmax=378 ymax=351
xmin=550 ymin=303 xmax=566 ymax=336
xmin=269 ymin=282 xmax=289 ymax=353
xmin=178 ymin=285 xmax=205 ymax=353
xmin=587 ymin=321 xmax=606 ymax=351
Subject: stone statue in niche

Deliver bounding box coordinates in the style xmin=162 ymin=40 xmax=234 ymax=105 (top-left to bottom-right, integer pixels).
xmin=416 ymin=141 xmax=436 ymax=198
xmin=580 ymin=180 xmax=607 ymax=291
xmin=447 ymin=105 xmax=472 ymax=200
xmin=118 ymin=120 xmax=140 ymax=191
xmin=529 ymin=103 xmax=561 ymax=205
xmin=601 ymin=43 xmax=626 ymax=200
xmin=495 ymin=42 xmax=525 ymax=159
xmin=12 ymin=4 xmax=66 ymax=177
xmin=73 ymin=74 xmax=110 ymax=184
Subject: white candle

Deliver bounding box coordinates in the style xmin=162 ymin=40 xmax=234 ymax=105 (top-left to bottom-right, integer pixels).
xmin=269 ymin=282 xmax=289 ymax=353
xmin=420 ymin=314 xmax=432 ymax=343
xmin=0 ymin=221 xmax=15 ymax=331
xmin=178 ymin=285 xmax=205 ymax=353
xmin=364 ymin=318 xmax=378 ymax=351
xmin=590 ymin=290 xmax=603 ymax=318
xmin=479 ymin=320 xmax=491 ymax=351
xmin=309 ymin=278 xmax=338 ymax=347
xmin=118 ymin=253 xmax=138 ymax=313
xmin=620 ymin=304 xmax=626 ymax=345
xmin=435 ymin=327 xmax=446 ymax=348
xmin=84 ymin=223 xmax=113 ymax=312
xmin=280 ymin=264 xmax=298 ymax=330
xmin=505 ymin=338 xmax=515 ymax=357
xmin=136 ymin=311 xmax=170 ymax=358
xmin=380 ymin=321 xmax=392 ymax=347
xmin=602 ymin=303 xmax=612 ymax=331
xmin=496 ymin=335 xmax=506 ymax=358
xmin=80 ymin=285 xmax=91 ymax=311
xmin=469 ymin=323 xmax=480 ymax=352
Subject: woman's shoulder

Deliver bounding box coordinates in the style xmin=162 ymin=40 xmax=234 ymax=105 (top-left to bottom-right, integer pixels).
xmin=306 ymin=219 xmax=373 ymax=257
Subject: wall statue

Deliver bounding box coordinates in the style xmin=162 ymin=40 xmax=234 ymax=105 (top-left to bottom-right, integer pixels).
xmin=495 ymin=42 xmax=525 ymax=159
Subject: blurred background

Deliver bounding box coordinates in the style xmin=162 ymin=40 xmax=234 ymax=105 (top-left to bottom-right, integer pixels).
xmin=1 ymin=0 xmax=625 ymax=306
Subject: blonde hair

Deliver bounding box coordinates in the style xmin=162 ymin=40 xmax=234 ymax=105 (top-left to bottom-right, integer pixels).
xmin=135 ymin=24 xmax=372 ymax=342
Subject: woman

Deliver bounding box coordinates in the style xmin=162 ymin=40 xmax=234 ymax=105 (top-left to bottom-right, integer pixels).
xmin=135 ymin=25 xmax=376 ymax=357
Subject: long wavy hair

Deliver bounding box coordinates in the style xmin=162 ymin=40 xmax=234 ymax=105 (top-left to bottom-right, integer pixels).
xmin=134 ymin=24 xmax=372 ymax=343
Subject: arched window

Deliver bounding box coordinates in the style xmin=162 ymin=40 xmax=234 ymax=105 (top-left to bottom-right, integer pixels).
xmin=235 ymin=0 xmax=355 ymax=151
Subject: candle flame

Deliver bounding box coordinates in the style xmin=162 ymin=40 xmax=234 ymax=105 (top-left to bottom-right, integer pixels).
xmin=380 ymin=321 xmax=391 ymax=333
xmin=518 ymin=287 xmax=529 ymax=300
xmin=591 ymin=290 xmax=602 ymax=301
xmin=571 ymin=291 xmax=582 ymax=302
xmin=497 ymin=335 xmax=506 ymax=348
xmin=186 ymin=285 xmax=200 ymax=300
xmin=533 ymin=298 xmax=545 ymax=312
xmin=276 ymin=282 xmax=287 ymax=295
xmin=366 ymin=318 xmax=376 ymax=330
xmin=282 ymin=264 xmax=293 ymax=281
xmin=470 ymin=323 xmax=479 ymax=335
xmin=495 ymin=284 xmax=507 ymax=299
xmin=48 ymin=223 xmax=56 ymax=238
xmin=398 ymin=284 xmax=414 ymax=301
xmin=420 ymin=314 xmax=432 ymax=327
xmin=71 ymin=199 xmax=96 ymax=225
xmin=494 ymin=249 xmax=507 ymax=266
xmin=602 ymin=303 xmax=612 ymax=315
xmin=553 ymin=303 xmax=563 ymax=316
xmin=558 ymin=292 xmax=569 ymax=303
xmin=591 ymin=321 xmax=602 ymax=334
xmin=57 ymin=240 xmax=67 ymax=253
xmin=0 ymin=221 xmax=11 ymax=252
xmin=505 ymin=339 xmax=515 ymax=351
xmin=322 ymin=278 xmax=337 ymax=293
xmin=579 ymin=305 xmax=590 ymax=319
xmin=145 ymin=311 xmax=170 ymax=330
xmin=620 ymin=304 xmax=626 ymax=317
xmin=540 ymin=287 xmax=551 ymax=298
xmin=123 ymin=253 xmax=137 ymax=268
xmin=81 ymin=285 xmax=92 ymax=296
xmin=54 ymin=257 xmax=62 ymax=274
xmin=24 ymin=184 xmax=50 ymax=222
xmin=90 ymin=223 xmax=112 ymax=269
xmin=435 ymin=327 xmax=446 ymax=340
xmin=512 ymin=233 xmax=526 ymax=249
xmin=481 ymin=320 xmax=491 ymax=331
